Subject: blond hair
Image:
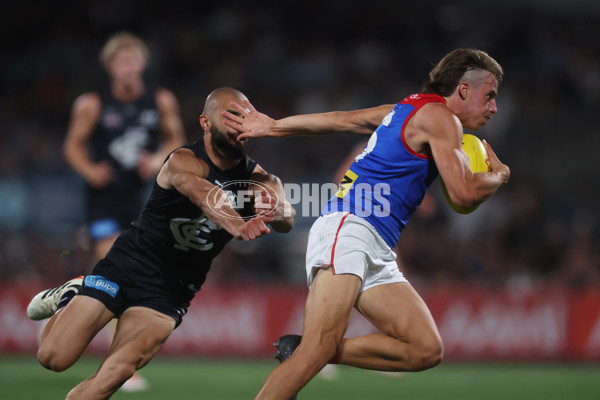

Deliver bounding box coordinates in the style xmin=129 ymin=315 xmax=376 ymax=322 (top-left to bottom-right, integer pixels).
xmin=99 ymin=32 xmax=149 ymax=64
xmin=421 ymin=49 xmax=503 ymax=96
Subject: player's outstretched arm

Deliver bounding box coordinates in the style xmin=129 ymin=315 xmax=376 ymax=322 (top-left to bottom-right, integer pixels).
xmin=223 ymin=99 xmax=395 ymax=140
xmin=250 ymin=166 xmax=296 ymax=233
xmin=157 ymin=148 xmax=272 ymax=241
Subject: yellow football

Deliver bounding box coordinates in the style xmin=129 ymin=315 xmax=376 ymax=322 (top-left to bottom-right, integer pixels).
xmin=441 ymin=133 xmax=490 ymax=214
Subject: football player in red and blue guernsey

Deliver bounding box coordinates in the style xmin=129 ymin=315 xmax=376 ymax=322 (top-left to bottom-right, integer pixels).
xmin=224 ymin=49 xmax=510 ymax=400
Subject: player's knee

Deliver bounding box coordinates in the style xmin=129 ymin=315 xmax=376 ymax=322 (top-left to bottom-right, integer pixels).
xmin=386 ymin=335 xmax=443 ymax=372
xmin=37 ymin=347 xmax=73 ymax=372
xmin=318 ymin=340 xmax=339 ymax=364
xmin=412 ymin=338 xmax=443 ymax=371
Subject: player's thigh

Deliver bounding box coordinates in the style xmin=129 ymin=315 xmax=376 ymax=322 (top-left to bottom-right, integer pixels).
xmin=41 ymin=296 xmax=114 ymax=359
xmin=355 ymin=282 xmax=440 ymax=342
xmin=302 ymin=267 xmax=362 ymax=341
xmin=109 ymin=306 xmax=176 ymax=368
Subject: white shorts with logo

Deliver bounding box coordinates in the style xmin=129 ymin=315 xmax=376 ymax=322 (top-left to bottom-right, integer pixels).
xmin=305 ymin=212 xmax=408 ymax=292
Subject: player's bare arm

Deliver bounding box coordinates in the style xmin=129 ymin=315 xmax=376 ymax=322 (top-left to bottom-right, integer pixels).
xmin=158 ymin=148 xmax=272 ymax=241
xmin=137 ymin=88 xmax=186 ymax=180
xmin=419 ymin=104 xmax=510 ymax=208
xmin=63 ymin=92 xmax=114 ymax=189
xmin=223 ymin=99 xmax=394 ymax=140
xmin=250 ymin=165 xmax=296 ymax=233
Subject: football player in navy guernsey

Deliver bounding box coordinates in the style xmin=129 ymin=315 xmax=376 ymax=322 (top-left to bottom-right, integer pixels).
xmin=62 ymin=31 xmax=186 ymax=392
xmin=27 ymin=87 xmax=295 ymax=400
xmin=63 ymin=31 xmax=186 ymax=260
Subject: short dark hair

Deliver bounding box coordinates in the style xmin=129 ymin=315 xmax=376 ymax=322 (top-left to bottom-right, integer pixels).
xmin=421 ymin=49 xmax=503 ymax=96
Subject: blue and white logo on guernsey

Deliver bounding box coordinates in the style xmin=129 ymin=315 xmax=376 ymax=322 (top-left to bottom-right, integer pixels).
xmin=84 ymin=275 xmax=120 ymax=298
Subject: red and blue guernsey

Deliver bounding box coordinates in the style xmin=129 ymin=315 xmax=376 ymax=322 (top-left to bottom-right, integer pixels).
xmin=323 ymin=93 xmax=445 ymax=248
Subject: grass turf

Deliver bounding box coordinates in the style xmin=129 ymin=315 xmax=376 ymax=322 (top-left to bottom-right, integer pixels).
xmin=1 ymin=356 xmax=598 ymax=399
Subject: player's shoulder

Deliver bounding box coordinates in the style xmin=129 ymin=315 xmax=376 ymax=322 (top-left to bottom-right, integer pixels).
xmin=154 ymin=87 xmax=179 ymax=110
xmin=72 ymin=92 xmax=102 ymax=116
xmin=419 ymin=101 xmax=452 ymax=116
xmin=168 ymin=146 xmax=196 ymax=162
xmin=75 ymin=91 xmax=101 ymax=104
xmin=167 ymin=146 xmax=208 ymax=172
xmin=413 ymin=101 xmax=457 ymax=131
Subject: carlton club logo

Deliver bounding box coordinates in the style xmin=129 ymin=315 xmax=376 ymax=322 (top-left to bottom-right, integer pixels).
xmin=170 ymin=215 xmax=221 ymax=252
xmin=207 ymin=179 xmax=279 ymax=220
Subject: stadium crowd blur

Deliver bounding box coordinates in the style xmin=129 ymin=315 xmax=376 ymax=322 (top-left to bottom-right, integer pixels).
xmin=1 ymin=2 xmax=598 ymax=291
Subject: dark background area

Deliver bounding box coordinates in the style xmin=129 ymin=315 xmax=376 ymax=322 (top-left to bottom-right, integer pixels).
xmin=0 ymin=0 xmax=598 ymax=290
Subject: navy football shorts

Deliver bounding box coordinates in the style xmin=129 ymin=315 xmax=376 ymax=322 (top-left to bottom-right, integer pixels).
xmin=77 ymin=258 xmax=190 ymax=328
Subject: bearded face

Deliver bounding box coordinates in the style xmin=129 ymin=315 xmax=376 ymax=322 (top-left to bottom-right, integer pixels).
xmin=210 ymin=124 xmax=248 ymax=160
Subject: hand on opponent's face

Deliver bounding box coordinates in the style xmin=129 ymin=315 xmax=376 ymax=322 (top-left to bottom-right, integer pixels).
xmin=222 ymin=99 xmax=274 ymax=141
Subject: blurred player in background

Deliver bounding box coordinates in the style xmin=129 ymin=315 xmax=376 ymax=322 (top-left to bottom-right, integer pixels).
xmin=64 ymin=31 xmax=185 ymax=260
xmin=224 ymin=49 xmax=510 ymax=399
xmin=62 ymin=32 xmax=185 ymax=391
xmin=27 ymin=87 xmax=295 ymax=400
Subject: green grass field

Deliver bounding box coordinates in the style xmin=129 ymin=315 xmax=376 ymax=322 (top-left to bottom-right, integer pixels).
xmin=1 ymin=356 xmax=598 ymax=399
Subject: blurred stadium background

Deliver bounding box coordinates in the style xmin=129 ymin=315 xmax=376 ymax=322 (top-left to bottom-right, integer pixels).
xmin=1 ymin=0 xmax=599 ymax=399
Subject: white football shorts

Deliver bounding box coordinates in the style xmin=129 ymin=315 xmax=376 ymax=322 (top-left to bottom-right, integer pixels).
xmin=305 ymin=212 xmax=408 ymax=292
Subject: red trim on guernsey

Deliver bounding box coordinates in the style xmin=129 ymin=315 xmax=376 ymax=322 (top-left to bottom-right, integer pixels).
xmin=400 ymin=94 xmax=447 ymax=160
xmin=329 ymin=212 xmax=351 ymax=274
xmin=400 ymin=107 xmax=429 ymax=159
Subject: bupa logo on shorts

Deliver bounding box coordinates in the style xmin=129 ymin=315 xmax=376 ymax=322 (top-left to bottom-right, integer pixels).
xmin=84 ymin=275 xmax=120 ymax=298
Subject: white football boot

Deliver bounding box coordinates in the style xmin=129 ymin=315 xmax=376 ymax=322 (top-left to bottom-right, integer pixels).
xmin=26 ymin=275 xmax=84 ymax=321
